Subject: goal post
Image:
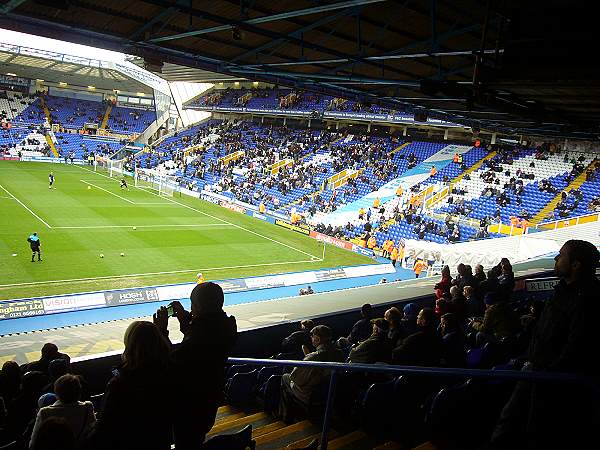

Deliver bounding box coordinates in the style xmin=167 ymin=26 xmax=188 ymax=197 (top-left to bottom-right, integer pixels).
xmin=109 ymin=159 xmax=124 ymax=178
xmin=134 ymin=167 xmax=177 ymax=197
xmin=94 ymin=156 xmax=125 ymax=178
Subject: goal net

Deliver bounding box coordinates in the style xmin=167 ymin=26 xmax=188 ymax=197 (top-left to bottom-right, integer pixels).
xmin=134 ymin=167 xmax=177 ymax=197
xmin=94 ymin=156 xmax=125 ymax=178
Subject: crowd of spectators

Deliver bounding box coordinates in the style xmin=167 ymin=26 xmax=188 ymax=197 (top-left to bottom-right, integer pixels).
xmin=1 ymin=241 xmax=598 ymax=449
xmin=275 ymin=240 xmax=600 ymax=448
xmin=0 ymin=283 xmax=237 ymax=450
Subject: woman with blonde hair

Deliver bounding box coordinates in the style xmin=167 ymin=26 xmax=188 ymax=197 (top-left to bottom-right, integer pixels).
xmin=89 ymin=321 xmax=172 ymax=450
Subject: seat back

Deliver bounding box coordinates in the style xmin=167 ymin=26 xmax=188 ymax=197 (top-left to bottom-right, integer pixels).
xmin=360 ymin=377 xmax=397 ymax=433
xmin=263 ymin=374 xmax=283 ymax=414
xmin=225 ymin=369 xmax=258 ymax=406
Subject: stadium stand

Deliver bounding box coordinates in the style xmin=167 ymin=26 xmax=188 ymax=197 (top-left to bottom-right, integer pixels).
xmin=0 ymin=91 xmax=39 ymax=123
xmin=106 ymin=105 xmax=156 ymax=134
xmin=190 ymin=87 xmax=400 ymax=117
xmin=2 ymin=246 xmax=597 ymax=450
xmin=138 ymin=119 xmax=600 ymax=253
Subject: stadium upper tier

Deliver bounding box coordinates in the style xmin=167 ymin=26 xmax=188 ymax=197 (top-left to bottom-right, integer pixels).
xmin=188 ymin=87 xmax=399 ymax=116
xmin=0 ymin=90 xmax=156 ymax=135
xmin=143 ymin=119 xmax=600 ymax=248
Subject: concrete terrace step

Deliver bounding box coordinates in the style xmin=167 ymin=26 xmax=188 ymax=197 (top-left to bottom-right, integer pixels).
xmin=372 ymin=441 xmax=406 ymax=450
xmin=255 ymin=420 xmax=322 ymax=449
xmin=208 ymin=411 xmax=273 ymax=437
xmin=326 ymin=430 xmax=380 ymax=450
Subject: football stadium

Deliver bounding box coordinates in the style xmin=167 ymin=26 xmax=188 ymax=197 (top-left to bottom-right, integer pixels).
xmin=0 ymin=2 xmax=598 ymax=449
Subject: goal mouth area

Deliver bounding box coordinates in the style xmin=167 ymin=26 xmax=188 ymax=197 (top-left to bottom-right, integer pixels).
xmin=134 ymin=167 xmax=178 ymax=197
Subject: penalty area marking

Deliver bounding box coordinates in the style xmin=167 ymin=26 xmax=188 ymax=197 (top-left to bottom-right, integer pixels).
xmin=0 ymin=183 xmax=52 ymax=229
xmin=78 ymin=165 xmax=322 ymax=260
xmin=0 ymin=257 xmax=324 ymax=288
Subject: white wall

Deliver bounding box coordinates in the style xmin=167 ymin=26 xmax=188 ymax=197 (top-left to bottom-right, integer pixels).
xmin=168 ymin=81 xmax=212 ymax=127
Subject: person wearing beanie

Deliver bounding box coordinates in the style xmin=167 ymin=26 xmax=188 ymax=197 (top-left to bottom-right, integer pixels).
xmin=153 ymin=282 xmax=237 ymax=449
xmin=400 ymin=303 xmax=420 ymax=336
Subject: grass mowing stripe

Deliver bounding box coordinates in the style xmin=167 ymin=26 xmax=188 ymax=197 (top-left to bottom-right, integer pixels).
xmin=79 ymin=180 xmax=135 ymax=204
xmin=52 ymin=224 xmax=233 ymax=229
xmin=0 ymin=161 xmax=372 ymax=299
xmin=0 ymin=182 xmax=52 ymax=228
xmin=79 ymin=165 xmax=321 ymax=260
xmin=0 ymin=257 xmax=321 ymax=288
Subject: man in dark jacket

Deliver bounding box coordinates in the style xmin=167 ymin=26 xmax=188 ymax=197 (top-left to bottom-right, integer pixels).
xmin=22 ymin=343 xmax=70 ymax=375
xmin=154 ymin=282 xmax=237 ymax=450
xmin=489 ymin=240 xmax=600 ymax=449
xmin=280 ymin=319 xmax=314 ymax=358
xmin=347 ymin=303 xmax=373 ymax=344
xmin=392 ymin=308 xmax=442 ymax=366
xmin=348 ymin=318 xmax=393 ymax=364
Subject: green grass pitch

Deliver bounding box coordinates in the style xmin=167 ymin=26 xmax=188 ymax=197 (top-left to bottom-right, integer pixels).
xmin=0 ymin=161 xmax=372 ymax=300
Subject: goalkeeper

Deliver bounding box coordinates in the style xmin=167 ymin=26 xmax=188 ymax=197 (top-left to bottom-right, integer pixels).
xmin=120 ymin=177 xmax=129 ymax=190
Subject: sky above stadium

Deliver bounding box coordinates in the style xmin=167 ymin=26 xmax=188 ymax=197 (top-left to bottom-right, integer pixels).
xmin=1 ymin=28 xmax=132 ymax=64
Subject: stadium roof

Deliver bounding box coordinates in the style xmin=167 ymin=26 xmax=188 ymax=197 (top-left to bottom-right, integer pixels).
xmin=0 ymin=0 xmax=598 ymax=139
xmin=0 ymin=42 xmax=156 ymax=94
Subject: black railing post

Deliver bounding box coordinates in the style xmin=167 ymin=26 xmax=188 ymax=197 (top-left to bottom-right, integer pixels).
xmin=320 ymin=369 xmax=338 ymax=450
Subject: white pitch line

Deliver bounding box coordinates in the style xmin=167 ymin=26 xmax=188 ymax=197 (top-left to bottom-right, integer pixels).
xmin=0 ymin=258 xmax=324 ymax=288
xmin=79 ymin=165 xmax=321 ymax=260
xmin=0 ymin=195 xmax=15 ymax=200
xmin=80 ymin=180 xmax=135 ymax=204
xmin=52 ymin=224 xmax=234 ymax=229
xmin=0 ymin=183 xmax=52 ymax=229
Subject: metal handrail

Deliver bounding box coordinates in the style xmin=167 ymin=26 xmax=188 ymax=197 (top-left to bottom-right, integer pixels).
xmin=228 ymin=357 xmax=598 ymax=450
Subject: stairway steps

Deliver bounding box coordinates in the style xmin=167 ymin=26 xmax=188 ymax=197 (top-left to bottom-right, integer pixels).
xmin=208 ymin=412 xmax=272 ymax=436
xmin=411 ymin=441 xmax=438 ymax=450
xmin=532 ymin=158 xmax=598 ymax=224
xmin=215 ymin=411 xmax=246 ymax=425
xmin=254 ymin=420 xmax=289 ymax=437
xmin=279 ymin=429 xmax=341 ymax=450
xmin=373 ymin=441 xmax=405 ymax=450
xmin=327 ymin=430 xmax=373 ymax=450
xmin=255 ymin=420 xmax=320 ymax=449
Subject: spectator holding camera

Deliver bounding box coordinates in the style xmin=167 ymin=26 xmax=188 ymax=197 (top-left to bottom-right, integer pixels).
xmin=153 ymin=282 xmax=237 ymax=450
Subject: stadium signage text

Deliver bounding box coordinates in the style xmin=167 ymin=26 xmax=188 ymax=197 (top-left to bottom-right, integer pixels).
xmin=0 ymin=264 xmax=396 ymax=321
xmin=104 ymin=288 xmax=160 ymax=306
xmin=43 ymin=295 xmax=105 ymax=313
xmin=525 ymin=278 xmax=560 ymax=292
xmin=220 ymin=200 xmax=246 ymax=214
xmin=0 ymin=299 xmax=45 ymax=319
xmin=275 ymin=220 xmax=311 ymax=235
xmin=310 ymin=231 xmax=353 ymax=251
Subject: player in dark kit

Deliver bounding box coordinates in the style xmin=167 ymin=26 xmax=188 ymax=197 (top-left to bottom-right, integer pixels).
xmin=120 ymin=177 xmax=128 ymax=190
xmin=27 ymin=232 xmax=42 ymax=262
xmin=48 ymin=172 xmax=54 ymax=189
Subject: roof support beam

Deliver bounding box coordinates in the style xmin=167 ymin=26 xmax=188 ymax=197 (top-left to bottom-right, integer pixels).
xmin=229 ymin=7 xmax=357 ymax=64
xmin=239 ymin=48 xmax=498 ymax=68
xmin=129 ymin=6 xmax=177 ymax=41
xmin=322 ymin=22 xmax=481 ymax=76
xmin=225 ymin=67 xmax=421 ymax=87
xmin=0 ymin=0 xmax=28 ymax=14
xmin=148 ymin=0 xmax=387 ymax=43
